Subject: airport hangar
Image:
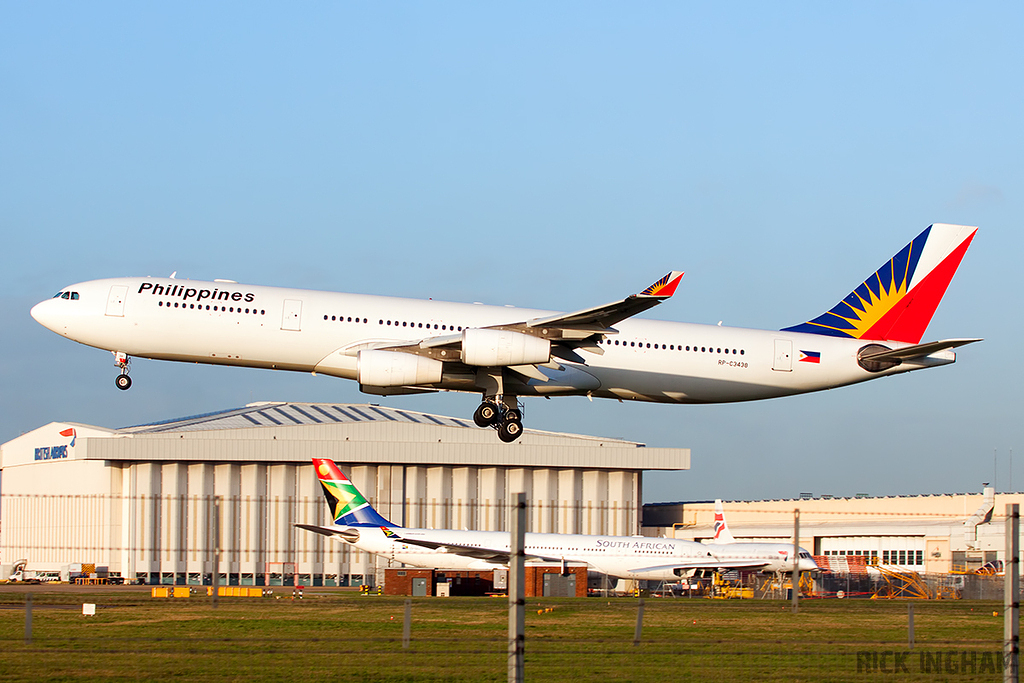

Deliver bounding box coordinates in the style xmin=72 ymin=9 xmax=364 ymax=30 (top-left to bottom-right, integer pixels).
xmin=0 ymin=401 xmax=689 ymax=586
xmin=644 ymin=487 xmax=1015 ymax=574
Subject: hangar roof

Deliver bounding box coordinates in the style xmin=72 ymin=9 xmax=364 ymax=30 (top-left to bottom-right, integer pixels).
xmin=2 ymin=402 xmax=690 ymax=471
xmin=121 ymin=401 xmax=476 ymax=433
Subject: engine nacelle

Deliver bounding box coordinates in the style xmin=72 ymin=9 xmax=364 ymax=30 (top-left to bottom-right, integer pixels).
xmin=357 ymin=350 xmax=443 ymax=387
xmin=462 ymin=328 xmax=551 ymax=367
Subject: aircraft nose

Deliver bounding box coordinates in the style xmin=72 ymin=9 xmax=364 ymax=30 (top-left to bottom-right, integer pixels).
xmin=31 ymin=299 xmax=60 ymax=332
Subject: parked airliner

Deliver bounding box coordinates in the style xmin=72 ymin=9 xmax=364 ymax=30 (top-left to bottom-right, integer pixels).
xmin=705 ymin=499 xmax=806 ymax=574
xmin=296 ymin=459 xmax=819 ymax=580
xmin=31 ymin=223 xmax=978 ymax=441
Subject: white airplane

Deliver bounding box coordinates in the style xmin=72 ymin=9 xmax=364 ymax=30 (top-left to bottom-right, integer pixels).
xmin=296 ymin=459 xmax=819 ymax=580
xmin=704 ymin=499 xmax=806 ymax=574
xmin=31 ymin=223 xmax=978 ymax=442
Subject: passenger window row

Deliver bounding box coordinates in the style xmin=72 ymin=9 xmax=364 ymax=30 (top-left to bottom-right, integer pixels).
xmin=600 ymin=338 xmax=745 ymax=355
xmin=379 ymin=320 xmax=463 ymax=332
xmin=158 ymin=301 xmax=265 ymax=315
xmin=324 ymin=315 xmax=369 ymax=323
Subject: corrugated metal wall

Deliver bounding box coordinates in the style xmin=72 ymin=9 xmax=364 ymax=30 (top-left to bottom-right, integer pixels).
xmin=2 ymin=460 xmax=641 ymax=586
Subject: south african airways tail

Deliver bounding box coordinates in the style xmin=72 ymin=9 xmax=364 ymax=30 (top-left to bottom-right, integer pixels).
xmin=312 ymin=458 xmax=395 ymax=528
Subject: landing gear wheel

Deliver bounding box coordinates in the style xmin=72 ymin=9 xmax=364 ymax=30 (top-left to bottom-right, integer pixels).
xmin=498 ymin=419 xmax=523 ymax=443
xmin=115 ymin=374 xmax=132 ymax=391
xmin=473 ymin=402 xmax=500 ymax=427
xmin=504 ymin=408 xmax=522 ymax=423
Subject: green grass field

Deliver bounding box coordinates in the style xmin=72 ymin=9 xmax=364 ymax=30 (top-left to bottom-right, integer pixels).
xmin=0 ymin=589 xmax=1008 ymax=681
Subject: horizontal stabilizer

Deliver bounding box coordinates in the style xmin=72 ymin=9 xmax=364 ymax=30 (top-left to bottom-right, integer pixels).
xmin=293 ymin=523 xmax=359 ymax=543
xmin=859 ymin=338 xmax=982 ymax=363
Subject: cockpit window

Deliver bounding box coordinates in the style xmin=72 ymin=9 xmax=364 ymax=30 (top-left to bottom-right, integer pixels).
xmin=61 ymin=292 xmax=70 ymax=299
xmin=53 ymin=292 xmax=63 ymax=298
xmin=71 ymin=292 xmax=79 ymax=300
xmin=53 ymin=291 xmax=80 ymax=300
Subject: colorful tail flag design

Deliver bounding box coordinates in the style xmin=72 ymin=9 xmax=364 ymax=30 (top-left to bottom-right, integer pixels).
xmin=712 ymin=499 xmax=736 ymax=544
xmin=782 ymin=224 xmax=977 ymax=344
xmin=313 ymin=458 xmax=394 ymax=527
xmin=639 ymin=270 xmax=684 ymax=298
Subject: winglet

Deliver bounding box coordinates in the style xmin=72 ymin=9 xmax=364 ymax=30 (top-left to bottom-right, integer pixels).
xmin=639 ymin=271 xmax=684 ymax=298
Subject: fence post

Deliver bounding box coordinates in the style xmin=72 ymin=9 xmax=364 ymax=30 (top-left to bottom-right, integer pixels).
xmin=908 ymin=603 xmax=914 ymax=650
xmin=24 ymin=593 xmax=32 ymax=644
xmin=403 ymin=599 xmax=412 ymax=649
xmin=1005 ymin=503 xmax=1019 ymax=683
xmin=508 ymin=492 xmax=526 ymax=683
xmin=212 ymin=496 xmax=221 ymax=609
xmin=791 ymin=508 xmax=800 ymax=614
xmin=633 ymin=598 xmax=645 ymax=646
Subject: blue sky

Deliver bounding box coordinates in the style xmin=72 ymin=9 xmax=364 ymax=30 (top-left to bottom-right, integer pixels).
xmin=2 ymin=3 xmax=1020 ymax=503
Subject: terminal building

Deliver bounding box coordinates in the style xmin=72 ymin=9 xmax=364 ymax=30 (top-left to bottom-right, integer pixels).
xmin=644 ymin=487 xmax=1016 ymax=574
xmin=0 ymin=402 xmax=690 ymax=586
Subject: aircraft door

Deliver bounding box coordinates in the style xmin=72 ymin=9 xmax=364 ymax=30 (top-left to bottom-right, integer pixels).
xmin=772 ymin=339 xmax=792 ymax=372
xmin=281 ymin=299 xmax=302 ymax=331
xmin=105 ymin=285 xmax=128 ymax=317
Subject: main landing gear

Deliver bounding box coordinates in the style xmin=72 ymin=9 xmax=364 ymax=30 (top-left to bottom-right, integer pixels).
xmin=113 ymin=352 xmax=132 ymax=390
xmin=473 ymin=398 xmax=524 ymax=443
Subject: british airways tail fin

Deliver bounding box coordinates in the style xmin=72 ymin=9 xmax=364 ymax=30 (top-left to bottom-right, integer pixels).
xmin=312 ymin=458 xmax=395 ymax=527
xmin=782 ymin=224 xmax=977 ymax=344
xmin=711 ymin=499 xmax=736 ymax=545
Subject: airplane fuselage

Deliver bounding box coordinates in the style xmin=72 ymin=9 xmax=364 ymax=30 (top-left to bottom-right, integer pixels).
xmin=331 ymin=525 xmax=817 ymax=580
xmin=30 ymin=276 xmax=955 ymax=404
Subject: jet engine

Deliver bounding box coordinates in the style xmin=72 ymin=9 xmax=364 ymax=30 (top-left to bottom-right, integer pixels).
xmin=461 ymin=328 xmax=551 ymax=366
xmin=357 ymin=350 xmax=443 ymax=387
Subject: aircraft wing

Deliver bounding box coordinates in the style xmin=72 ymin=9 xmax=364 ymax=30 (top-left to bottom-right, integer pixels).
xmin=628 ymin=559 xmax=772 ymax=574
xmin=858 ymin=338 xmax=982 ymax=363
xmin=364 ymin=271 xmax=684 ymax=366
xmin=521 ymin=270 xmax=685 ymax=332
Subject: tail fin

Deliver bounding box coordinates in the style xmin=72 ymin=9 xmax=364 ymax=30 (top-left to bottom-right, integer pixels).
xmin=312 ymin=458 xmax=395 ymax=527
xmin=712 ymin=499 xmax=736 ymax=544
xmin=782 ymin=224 xmax=977 ymax=344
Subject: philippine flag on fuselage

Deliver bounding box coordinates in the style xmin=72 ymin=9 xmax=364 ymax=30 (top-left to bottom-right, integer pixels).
xmin=798 ymin=350 xmax=821 ymax=364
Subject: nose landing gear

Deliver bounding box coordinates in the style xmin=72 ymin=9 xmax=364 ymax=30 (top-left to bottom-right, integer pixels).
xmin=113 ymin=352 xmax=132 ymax=390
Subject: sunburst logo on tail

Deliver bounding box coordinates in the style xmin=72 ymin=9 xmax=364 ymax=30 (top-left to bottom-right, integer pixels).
xmin=782 ymin=224 xmax=977 ymax=344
